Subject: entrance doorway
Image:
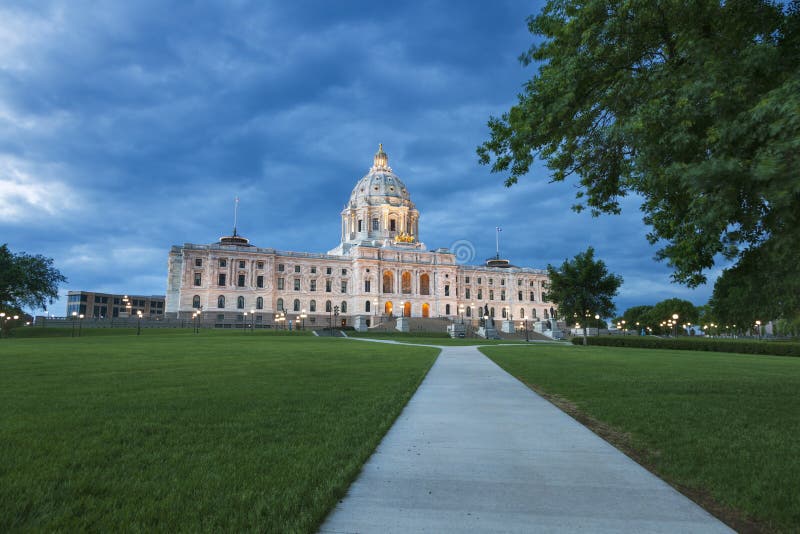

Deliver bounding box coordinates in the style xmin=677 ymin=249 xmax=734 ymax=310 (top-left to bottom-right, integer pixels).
xmin=422 ymin=303 xmax=430 ymax=318
xmin=385 ymin=301 xmax=393 ymax=315
xmin=403 ymin=301 xmax=411 ymax=317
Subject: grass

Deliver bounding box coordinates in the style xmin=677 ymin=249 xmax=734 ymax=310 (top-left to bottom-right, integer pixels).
xmin=0 ymin=330 xmax=438 ymax=532
xmin=481 ymin=343 xmax=800 ymax=533
xmin=346 ymin=331 xmax=534 ymax=346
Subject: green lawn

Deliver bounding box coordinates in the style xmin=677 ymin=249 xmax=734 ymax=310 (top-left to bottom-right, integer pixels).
xmin=0 ymin=331 xmax=438 ymax=532
xmin=482 ymin=344 xmax=800 ymax=533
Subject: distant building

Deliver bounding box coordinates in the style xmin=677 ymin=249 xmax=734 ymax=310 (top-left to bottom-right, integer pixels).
xmin=66 ymin=291 xmax=165 ymax=318
xmin=166 ymin=145 xmax=554 ymax=326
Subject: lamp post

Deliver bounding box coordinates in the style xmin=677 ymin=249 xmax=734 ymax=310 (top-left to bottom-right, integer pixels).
xmin=459 ymin=304 xmax=465 ymax=323
xmin=672 ymin=313 xmax=679 ymax=337
xmin=595 ymin=314 xmax=600 ymax=336
xmin=71 ymin=311 xmax=77 ymax=337
xmin=400 ymin=301 xmax=405 ymax=318
xmin=621 ymin=319 xmax=626 ymax=335
xmin=300 ymin=309 xmax=307 ymax=330
xmin=524 ymin=318 xmax=529 ymax=341
xmin=334 ymin=305 xmax=340 ymax=332
xmin=78 ymin=314 xmax=84 ymax=337
xmin=0 ymin=312 xmax=4 ymax=339
xmin=243 ymin=312 xmax=248 ymax=334
xmin=755 ymin=319 xmax=762 ymax=340
xmin=137 ymin=310 xmax=142 ymax=336
xmin=251 ymin=309 xmax=256 ymax=332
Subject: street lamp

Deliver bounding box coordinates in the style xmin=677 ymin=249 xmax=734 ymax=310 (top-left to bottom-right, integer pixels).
xmin=334 ymin=305 xmax=340 ymax=331
xmin=137 ymin=310 xmax=143 ymax=336
xmin=595 ymin=314 xmax=600 ymax=335
xmin=71 ymin=311 xmax=78 ymax=338
xmin=400 ymin=301 xmax=405 ymax=318
xmin=78 ymin=314 xmax=84 ymax=337
xmin=459 ymin=304 xmax=465 ymax=323
xmin=243 ymin=312 xmax=248 ymax=334
xmin=755 ymin=320 xmax=762 ymax=340
xmin=300 ymin=309 xmax=307 ymax=330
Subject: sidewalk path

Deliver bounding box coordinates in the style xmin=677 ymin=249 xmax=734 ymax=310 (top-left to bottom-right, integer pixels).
xmin=320 ymin=344 xmax=732 ymax=533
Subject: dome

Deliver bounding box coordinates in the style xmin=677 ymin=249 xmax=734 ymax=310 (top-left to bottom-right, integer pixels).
xmin=348 ymin=144 xmax=412 ymax=207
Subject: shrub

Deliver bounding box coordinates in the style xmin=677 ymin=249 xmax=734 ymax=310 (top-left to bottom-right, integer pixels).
xmin=571 ymin=336 xmax=800 ymax=357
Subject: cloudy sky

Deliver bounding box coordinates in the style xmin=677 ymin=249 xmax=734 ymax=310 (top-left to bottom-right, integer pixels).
xmin=0 ymin=0 xmax=720 ymax=316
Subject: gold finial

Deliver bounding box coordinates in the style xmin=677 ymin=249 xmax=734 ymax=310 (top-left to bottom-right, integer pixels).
xmin=379 ymin=143 xmax=383 ymax=151
xmin=373 ymin=143 xmax=389 ymax=169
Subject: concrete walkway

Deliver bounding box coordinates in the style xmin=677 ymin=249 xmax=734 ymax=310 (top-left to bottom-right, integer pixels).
xmin=320 ymin=345 xmax=732 ymax=533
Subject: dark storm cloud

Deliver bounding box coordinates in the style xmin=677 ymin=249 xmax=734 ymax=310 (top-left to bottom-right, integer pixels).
xmin=0 ymin=0 xmax=714 ymax=315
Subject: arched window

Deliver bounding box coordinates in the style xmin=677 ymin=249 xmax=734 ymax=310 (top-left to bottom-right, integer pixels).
xmin=532 ymin=308 xmax=537 ymax=318
xmin=365 ymin=300 xmax=371 ymax=312
xmin=192 ymin=295 xmax=201 ymax=309
xmin=237 ymin=296 xmax=245 ymax=309
xmin=445 ymin=304 xmax=451 ymax=315
xmin=217 ymin=295 xmax=225 ymax=309
xmin=544 ymin=308 xmax=549 ymax=319
xmin=277 ymin=298 xmax=284 ymax=311
xmin=401 ymin=271 xmax=412 ymax=294
xmin=444 ymin=285 xmax=450 ymax=297
xmin=420 ymin=273 xmax=430 ymax=295
xmin=466 ymin=306 xmax=471 ymax=317
xmin=341 ymin=301 xmax=347 ymax=313
xmin=256 ymin=297 xmax=263 ymax=310
xmin=383 ymin=271 xmax=393 ymax=293
xmin=520 ymin=307 xmax=525 ymax=318
xmin=293 ymin=299 xmax=300 ymax=312
xmin=490 ymin=307 xmax=495 ymax=317
xmin=310 ymin=300 xmax=316 ymax=312
xmin=325 ymin=300 xmax=332 ymax=312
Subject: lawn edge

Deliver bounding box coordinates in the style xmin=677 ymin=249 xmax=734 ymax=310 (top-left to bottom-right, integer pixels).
xmin=480 ymin=346 xmax=769 ymax=534
xmin=312 ymin=345 xmax=442 ymax=532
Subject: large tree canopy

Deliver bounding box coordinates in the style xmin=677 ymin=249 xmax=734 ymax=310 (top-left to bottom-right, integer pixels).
xmin=479 ymin=0 xmax=800 ymax=290
xmin=545 ymin=246 xmax=622 ymax=344
xmin=0 ymin=244 xmax=67 ymax=312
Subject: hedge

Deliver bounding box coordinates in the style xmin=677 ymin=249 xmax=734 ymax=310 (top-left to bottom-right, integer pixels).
xmin=571 ymin=335 xmax=800 ymax=357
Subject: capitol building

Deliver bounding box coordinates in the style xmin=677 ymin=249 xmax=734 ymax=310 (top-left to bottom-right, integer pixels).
xmin=165 ymin=146 xmax=554 ymax=328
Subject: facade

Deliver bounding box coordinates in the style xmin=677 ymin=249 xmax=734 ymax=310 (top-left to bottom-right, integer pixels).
xmin=66 ymin=291 xmax=165 ymax=318
xmin=165 ymin=146 xmax=554 ymax=327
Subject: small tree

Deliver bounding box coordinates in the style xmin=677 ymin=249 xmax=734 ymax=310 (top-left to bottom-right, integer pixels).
xmin=0 ymin=244 xmax=67 ymax=314
xmin=545 ymin=247 xmax=622 ymax=345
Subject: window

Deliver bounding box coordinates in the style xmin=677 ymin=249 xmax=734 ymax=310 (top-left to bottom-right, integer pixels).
xmin=277 ymin=298 xmax=284 ymax=311
xmin=293 ymin=299 xmax=300 ymax=312
xmin=465 ymin=276 xmax=470 ymax=284
xmin=502 ymin=308 xmax=507 ymax=318
xmin=193 ymin=295 xmax=201 ymax=308
xmin=217 ymin=295 xmax=225 ymax=308
xmin=293 ymin=279 xmax=301 ymax=291
xmin=341 ymin=281 xmax=347 ymax=293
xmin=383 ymin=271 xmax=393 ymax=293
xmin=113 ymin=298 xmax=120 ymax=305
xmin=342 ymin=268 xmax=347 ymax=275
xmin=310 ymin=280 xmax=317 ymax=291
xmin=530 ymin=292 xmax=535 ymax=302
xmin=256 ymin=297 xmax=263 ymax=310
xmin=365 ymin=280 xmax=371 ymax=292
xmin=501 ymin=290 xmax=505 ymax=301
xmin=310 ymin=300 xmax=317 ymax=312
xmin=489 ymin=278 xmax=493 ymax=285
xmin=490 ymin=307 xmax=495 ymax=317
xmin=477 ymin=277 xmax=482 ymax=284
xmin=489 ymin=290 xmax=494 ymax=300
xmin=530 ymin=281 xmax=535 ymax=287
xmin=278 ymin=264 xmax=285 ymax=272
xmin=277 ymin=278 xmax=285 ymax=290
xmin=477 ymin=289 xmax=483 ymax=300
xmin=194 ymin=273 xmax=202 ymax=286
xmin=390 ymin=219 xmax=396 ymax=231
xmin=357 ymin=220 xmax=362 ymax=232
xmin=419 ymin=273 xmax=430 ymax=295
xmin=518 ymin=291 xmax=523 ymax=301
xmin=444 ymin=285 xmax=450 ymax=297
xmin=372 ymin=218 xmax=379 ymax=230
xmin=195 ymin=258 xmax=202 ymax=267
xmin=219 ymin=259 xmax=227 ymax=267
xmin=466 ymin=307 xmax=471 ymax=317
xmin=532 ymin=308 xmax=537 ymax=318
xmin=326 ymin=280 xmax=332 ymax=292
xmin=239 ymin=260 xmax=245 ymax=269
xmin=520 ymin=308 xmax=525 ymax=318
xmin=401 ymin=272 xmax=412 ymax=294
xmin=294 ymin=265 xmax=300 ymax=273
xmin=325 ymin=300 xmax=332 ymax=312
xmin=218 ymin=273 xmax=226 ymax=286
xmin=465 ymin=288 xmax=471 ymax=299
xmin=217 ymin=314 xmax=224 ymax=321
xmin=518 ymin=279 xmax=522 ymax=286
xmin=341 ymin=301 xmax=347 ymax=313
xmin=446 ymin=304 xmax=451 ymax=315
xmin=326 ymin=267 xmax=332 ymax=275
xmin=501 ymin=279 xmax=505 ymax=286
xmin=257 ymin=275 xmax=264 ymax=288
xmin=257 ymin=261 xmax=264 ymax=269
xmin=238 ymin=274 xmax=245 ymax=287
xmin=237 ymin=296 xmax=245 ymax=309
xmin=311 ymin=266 xmax=316 ymax=274
xmin=365 ymin=300 xmax=371 ymax=312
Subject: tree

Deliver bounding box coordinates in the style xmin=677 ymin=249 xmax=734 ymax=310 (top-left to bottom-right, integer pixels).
xmin=622 ymin=305 xmax=653 ymax=333
xmin=544 ymin=247 xmax=622 ymax=345
xmin=0 ymin=244 xmax=67 ymax=313
xmin=478 ymin=1 xmax=800 ymax=294
xmin=648 ymin=298 xmax=699 ymax=335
